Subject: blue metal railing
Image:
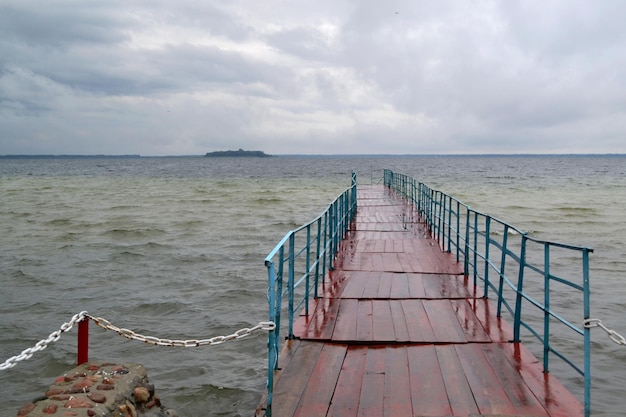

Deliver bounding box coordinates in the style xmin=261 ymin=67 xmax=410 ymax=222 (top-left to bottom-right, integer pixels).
xmin=263 ymin=172 xmax=357 ymax=417
xmin=384 ymin=169 xmax=593 ymax=417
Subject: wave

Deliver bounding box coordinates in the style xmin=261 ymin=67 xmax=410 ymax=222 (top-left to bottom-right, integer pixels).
xmin=45 ymin=218 xmax=73 ymax=226
xmin=109 ymin=251 xmax=146 ymax=260
xmin=102 ymin=228 xmax=167 ymax=238
xmin=253 ymin=197 xmax=283 ymax=205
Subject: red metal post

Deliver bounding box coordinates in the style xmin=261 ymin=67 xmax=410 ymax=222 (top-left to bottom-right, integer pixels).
xmin=77 ymin=318 xmax=89 ymax=365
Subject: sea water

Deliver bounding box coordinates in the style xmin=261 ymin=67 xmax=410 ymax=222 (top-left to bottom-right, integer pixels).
xmin=0 ymin=155 xmax=624 ymax=416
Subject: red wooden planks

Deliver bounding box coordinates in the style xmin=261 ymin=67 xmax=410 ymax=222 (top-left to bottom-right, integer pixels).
xmin=407 ymin=345 xmax=454 ymax=416
xmin=383 ymin=347 xmax=413 ymax=417
xmin=356 ymin=300 xmax=373 ymax=341
xmin=455 ymin=343 xmax=521 ymax=415
xmin=271 ymin=341 xmax=325 ymax=417
xmin=293 ymin=344 xmax=347 ymax=417
xmin=389 ymin=300 xmax=410 ymax=342
xmin=327 ymin=347 xmax=367 ymax=417
xmin=497 ymin=342 xmax=584 ymax=417
xmin=401 ymin=299 xmax=435 ymax=342
xmin=478 ymin=343 xmax=550 ymax=416
xmin=435 ymin=345 xmax=481 ymax=416
xmin=332 ymin=299 xmax=358 ymax=340
xmin=423 ymin=300 xmax=468 ymax=343
xmin=372 ymin=301 xmax=396 ymax=341
xmin=357 ymin=347 xmax=386 ymax=417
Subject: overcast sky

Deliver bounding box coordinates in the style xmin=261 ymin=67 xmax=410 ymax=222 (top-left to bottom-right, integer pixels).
xmin=1 ymin=1 xmax=625 ymax=155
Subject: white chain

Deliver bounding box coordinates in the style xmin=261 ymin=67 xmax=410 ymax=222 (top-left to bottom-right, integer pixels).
xmin=87 ymin=315 xmax=275 ymax=347
xmin=584 ymin=318 xmax=626 ymax=346
xmin=0 ymin=311 xmax=88 ymax=371
xmin=1 ymin=311 xmax=276 ymax=371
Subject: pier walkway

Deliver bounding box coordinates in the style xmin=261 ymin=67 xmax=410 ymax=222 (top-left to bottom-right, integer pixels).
xmin=261 ymin=185 xmax=583 ymax=417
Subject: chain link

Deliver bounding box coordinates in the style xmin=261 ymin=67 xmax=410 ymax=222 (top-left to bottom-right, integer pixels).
xmin=86 ymin=315 xmax=275 ymax=347
xmin=0 ymin=311 xmax=88 ymax=371
xmin=1 ymin=311 xmax=275 ymax=371
xmin=584 ymin=318 xmax=626 ymax=346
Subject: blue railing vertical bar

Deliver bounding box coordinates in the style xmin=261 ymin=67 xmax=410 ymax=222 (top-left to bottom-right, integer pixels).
xmin=582 ymin=247 xmax=591 ymax=417
xmin=383 ymin=169 xmax=593 ymax=417
xmin=263 ymin=171 xmax=357 ymax=417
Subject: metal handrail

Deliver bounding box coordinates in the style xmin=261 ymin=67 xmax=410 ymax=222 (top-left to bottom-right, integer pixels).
xmin=263 ymin=171 xmax=357 ymax=417
xmin=384 ymin=169 xmax=593 ymax=417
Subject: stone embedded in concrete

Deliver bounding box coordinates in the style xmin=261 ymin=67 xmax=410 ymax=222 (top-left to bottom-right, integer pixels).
xmin=14 ymin=362 xmax=178 ymax=417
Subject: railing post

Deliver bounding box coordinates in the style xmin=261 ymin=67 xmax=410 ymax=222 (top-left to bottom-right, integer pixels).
xmin=328 ymin=203 xmax=335 ymax=270
xmin=513 ymin=235 xmax=528 ymax=343
xmin=543 ymin=243 xmax=551 ymax=373
xmin=483 ymin=217 xmax=491 ymax=298
xmin=275 ymin=247 xmax=284 ymax=345
xmin=583 ymin=248 xmax=592 ymax=417
xmin=464 ymin=207 xmax=471 ymax=278
xmin=265 ymin=259 xmax=278 ymax=417
xmin=455 ymin=200 xmax=461 ymax=261
xmin=77 ymin=317 xmax=89 ymax=365
xmin=472 ymin=212 xmax=479 ymax=285
xmin=288 ymin=234 xmax=295 ymax=339
xmin=497 ymin=225 xmax=509 ymax=317
xmin=305 ymin=224 xmax=311 ymax=315
xmin=314 ymin=217 xmax=322 ymax=297
xmin=445 ymin=196 xmax=452 ymax=253
xmin=322 ymin=211 xmax=329 ymax=277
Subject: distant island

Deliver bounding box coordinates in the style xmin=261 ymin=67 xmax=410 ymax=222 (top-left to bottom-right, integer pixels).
xmin=204 ymin=148 xmax=272 ymax=157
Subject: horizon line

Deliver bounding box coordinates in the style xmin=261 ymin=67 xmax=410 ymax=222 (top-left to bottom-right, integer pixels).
xmin=1 ymin=152 xmax=626 ymax=159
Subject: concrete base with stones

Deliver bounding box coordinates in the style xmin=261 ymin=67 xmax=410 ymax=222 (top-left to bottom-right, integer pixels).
xmin=15 ymin=362 xmax=178 ymax=417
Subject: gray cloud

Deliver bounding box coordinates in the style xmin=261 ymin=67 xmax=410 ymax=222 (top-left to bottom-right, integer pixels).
xmin=1 ymin=0 xmax=625 ymax=155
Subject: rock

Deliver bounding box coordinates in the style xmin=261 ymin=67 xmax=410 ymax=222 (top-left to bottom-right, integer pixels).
xmin=72 ymin=378 xmax=95 ymax=391
xmin=45 ymin=388 xmax=66 ymax=397
xmin=64 ymin=396 xmax=93 ymax=408
xmin=87 ymin=392 xmax=107 ymax=403
xmin=16 ymin=403 xmax=35 ymax=416
xmin=133 ymin=387 xmax=150 ymax=403
xmin=15 ymin=363 xmax=175 ymax=417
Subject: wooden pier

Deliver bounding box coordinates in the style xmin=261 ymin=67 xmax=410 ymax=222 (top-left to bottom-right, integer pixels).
xmin=259 ymin=185 xmax=583 ymax=417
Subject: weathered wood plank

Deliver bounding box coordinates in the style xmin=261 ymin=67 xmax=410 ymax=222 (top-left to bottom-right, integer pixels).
xmin=293 ymin=344 xmax=346 ymax=417
xmin=407 ymin=345 xmax=453 ymax=416
xmin=497 ymin=342 xmax=585 ymax=417
xmin=294 ymin=297 xmax=340 ymax=340
xmin=357 ymin=347 xmax=386 ymax=417
xmin=356 ymin=300 xmax=373 ymax=341
xmin=377 ymin=272 xmax=393 ymax=298
xmin=465 ymin=297 xmax=515 ymax=343
xmin=326 ymin=347 xmax=367 ymax=417
xmin=478 ymin=343 xmax=549 ymax=416
xmin=388 ymin=272 xmax=409 ymax=298
xmin=271 ymin=341 xmax=324 ymax=417
xmin=436 ymin=345 xmax=480 ymax=416
xmin=332 ymin=299 xmax=358 ymax=340
xmin=455 ymin=343 xmax=519 ymax=415
xmin=423 ymin=300 xmax=468 ymax=343
xmin=449 ymin=299 xmax=492 ymax=343
xmin=401 ymin=299 xmax=435 ymax=342
xmin=383 ymin=347 xmax=413 ymax=417
xmin=389 ymin=300 xmax=410 ymax=342
xmin=372 ymin=300 xmax=395 ymax=341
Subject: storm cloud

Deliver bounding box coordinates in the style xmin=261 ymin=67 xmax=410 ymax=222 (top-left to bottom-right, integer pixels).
xmin=1 ymin=0 xmax=625 ymax=155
